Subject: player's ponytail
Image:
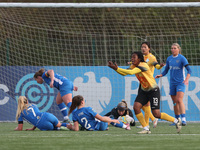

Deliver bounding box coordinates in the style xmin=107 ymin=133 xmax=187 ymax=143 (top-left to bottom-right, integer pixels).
xmin=69 ymin=95 xmax=84 ymax=115
xmin=16 ymin=96 xmax=28 ymax=121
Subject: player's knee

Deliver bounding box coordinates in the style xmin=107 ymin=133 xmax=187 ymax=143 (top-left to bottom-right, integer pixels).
xmin=133 ymin=105 xmax=141 ymax=114
xmin=152 ymin=110 xmax=161 ymax=118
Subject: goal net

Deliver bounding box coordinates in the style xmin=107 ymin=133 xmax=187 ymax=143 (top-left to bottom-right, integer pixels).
xmin=0 ymin=3 xmax=200 ymax=121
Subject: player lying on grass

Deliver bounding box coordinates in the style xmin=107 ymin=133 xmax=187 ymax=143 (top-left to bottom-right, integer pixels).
xmin=104 ymin=99 xmax=135 ymax=126
xmin=68 ymin=95 xmax=131 ymax=131
xmin=15 ymin=96 xmax=71 ymax=131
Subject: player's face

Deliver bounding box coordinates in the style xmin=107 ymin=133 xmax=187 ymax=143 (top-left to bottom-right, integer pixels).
xmin=171 ymin=45 xmax=179 ymax=56
xmin=118 ymin=110 xmax=125 ymax=116
xmin=35 ymin=76 xmax=43 ymax=84
xmin=141 ymin=44 xmax=150 ymax=55
xmin=131 ymin=54 xmax=140 ymax=66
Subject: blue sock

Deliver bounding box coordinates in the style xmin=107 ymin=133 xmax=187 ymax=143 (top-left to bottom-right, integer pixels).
xmin=110 ymin=121 xmax=123 ymax=128
xmin=67 ymin=102 xmax=72 ymax=108
xmin=58 ymin=103 xmax=68 ymax=116
xmin=181 ymin=114 xmax=186 ymax=118
xmin=175 ymin=115 xmax=180 ymax=119
xmin=61 ymin=123 xmax=69 ymax=127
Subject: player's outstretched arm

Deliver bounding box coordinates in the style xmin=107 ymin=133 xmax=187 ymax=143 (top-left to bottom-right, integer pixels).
xmin=95 ymin=114 xmax=119 ymax=124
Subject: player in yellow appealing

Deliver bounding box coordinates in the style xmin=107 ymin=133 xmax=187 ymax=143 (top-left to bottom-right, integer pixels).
xmin=108 ymin=51 xmax=182 ymax=134
xmin=137 ymin=41 xmax=164 ymax=129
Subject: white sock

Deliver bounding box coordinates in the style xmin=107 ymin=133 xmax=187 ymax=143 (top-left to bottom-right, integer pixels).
xmin=64 ymin=116 xmax=69 ymax=120
xmin=144 ymin=126 xmax=149 ymax=131
xmin=122 ymin=124 xmax=127 ymax=129
xmin=174 ymin=118 xmax=178 ymax=124
xmin=182 ymin=117 xmax=186 ymax=122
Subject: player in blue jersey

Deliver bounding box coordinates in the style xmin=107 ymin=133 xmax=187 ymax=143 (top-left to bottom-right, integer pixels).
xmin=155 ymin=43 xmax=192 ymax=126
xmin=68 ymin=95 xmax=131 ymax=131
xmin=34 ymin=68 xmax=78 ymax=122
xmin=15 ymin=96 xmax=70 ymax=131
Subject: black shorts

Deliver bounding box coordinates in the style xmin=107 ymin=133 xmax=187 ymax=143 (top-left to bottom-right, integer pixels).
xmin=135 ymin=86 xmax=160 ymax=110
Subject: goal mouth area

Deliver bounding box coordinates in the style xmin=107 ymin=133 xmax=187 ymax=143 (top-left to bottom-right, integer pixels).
xmin=0 ymin=2 xmax=200 ymax=122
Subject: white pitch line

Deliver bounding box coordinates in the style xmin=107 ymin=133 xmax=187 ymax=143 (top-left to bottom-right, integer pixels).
xmin=2 ymin=133 xmax=200 ymax=138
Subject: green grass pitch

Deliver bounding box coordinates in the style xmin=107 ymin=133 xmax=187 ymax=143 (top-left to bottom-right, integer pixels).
xmin=0 ymin=122 xmax=200 ymax=150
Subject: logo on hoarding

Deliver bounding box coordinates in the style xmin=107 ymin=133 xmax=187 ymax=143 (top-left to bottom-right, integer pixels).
xmin=15 ymin=73 xmax=54 ymax=112
xmin=0 ymin=84 xmax=9 ymax=105
xmin=74 ymin=72 xmax=111 ymax=113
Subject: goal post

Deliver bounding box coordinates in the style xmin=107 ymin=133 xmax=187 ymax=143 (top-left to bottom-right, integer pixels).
xmin=0 ymin=2 xmax=200 ymax=8
xmin=0 ymin=3 xmax=200 ymax=121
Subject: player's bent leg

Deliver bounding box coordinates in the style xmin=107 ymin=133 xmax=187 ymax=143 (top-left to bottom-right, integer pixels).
xmin=37 ymin=113 xmax=57 ymax=131
xmin=62 ymin=93 xmax=77 ymax=117
xmin=56 ymin=92 xmax=68 ymax=121
xmin=62 ymin=93 xmax=73 ymax=106
xmin=160 ymin=112 xmax=182 ymax=133
xmin=96 ymin=122 xmax=109 ymax=131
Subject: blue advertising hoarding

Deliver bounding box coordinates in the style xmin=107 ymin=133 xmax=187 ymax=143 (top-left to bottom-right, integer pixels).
xmin=0 ymin=66 xmax=200 ymax=121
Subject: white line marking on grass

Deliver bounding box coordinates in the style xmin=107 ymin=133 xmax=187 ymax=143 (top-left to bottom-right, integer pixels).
xmin=4 ymin=133 xmax=200 ymax=138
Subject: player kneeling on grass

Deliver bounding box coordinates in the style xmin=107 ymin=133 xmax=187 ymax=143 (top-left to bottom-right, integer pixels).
xmin=68 ymin=95 xmax=131 ymax=131
xmin=15 ymin=96 xmax=71 ymax=131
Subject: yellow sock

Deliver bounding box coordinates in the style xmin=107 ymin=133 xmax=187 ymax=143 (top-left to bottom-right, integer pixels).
xmin=142 ymin=106 xmax=150 ymax=126
xmin=160 ymin=112 xmax=175 ymax=122
xmin=149 ymin=109 xmax=155 ymax=121
xmin=136 ymin=112 xmax=148 ymax=127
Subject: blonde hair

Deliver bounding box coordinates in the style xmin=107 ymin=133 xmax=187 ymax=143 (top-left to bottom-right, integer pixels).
xmin=172 ymin=43 xmax=181 ymax=54
xmin=16 ymin=96 xmax=29 ymax=121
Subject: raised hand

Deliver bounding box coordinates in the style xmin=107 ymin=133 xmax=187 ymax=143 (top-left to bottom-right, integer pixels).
xmin=108 ymin=61 xmax=118 ymax=70
xmin=160 ymin=63 xmax=165 ymax=67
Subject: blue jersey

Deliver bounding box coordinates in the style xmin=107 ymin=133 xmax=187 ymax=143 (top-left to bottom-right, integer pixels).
xmin=162 ymin=54 xmax=189 ymax=84
xmin=72 ymin=107 xmax=101 ymax=131
xmin=42 ymin=71 xmax=73 ymax=92
xmin=18 ymin=104 xmax=43 ymax=126
xmin=18 ymin=104 xmax=59 ymax=130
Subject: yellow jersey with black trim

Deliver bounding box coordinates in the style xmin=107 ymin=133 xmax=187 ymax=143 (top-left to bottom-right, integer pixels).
xmin=144 ymin=53 xmax=162 ymax=74
xmin=116 ymin=62 xmax=158 ymax=91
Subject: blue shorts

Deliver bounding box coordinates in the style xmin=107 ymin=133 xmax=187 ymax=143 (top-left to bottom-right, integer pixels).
xmin=95 ymin=122 xmax=108 ymax=131
xmin=37 ymin=112 xmax=59 ymax=131
xmin=170 ymin=83 xmax=186 ymax=96
xmin=59 ymin=80 xmax=74 ymax=97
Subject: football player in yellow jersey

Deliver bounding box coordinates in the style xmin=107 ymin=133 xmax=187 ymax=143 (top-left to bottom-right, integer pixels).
xmin=137 ymin=42 xmax=165 ymax=129
xmin=108 ymin=51 xmax=182 ymax=134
